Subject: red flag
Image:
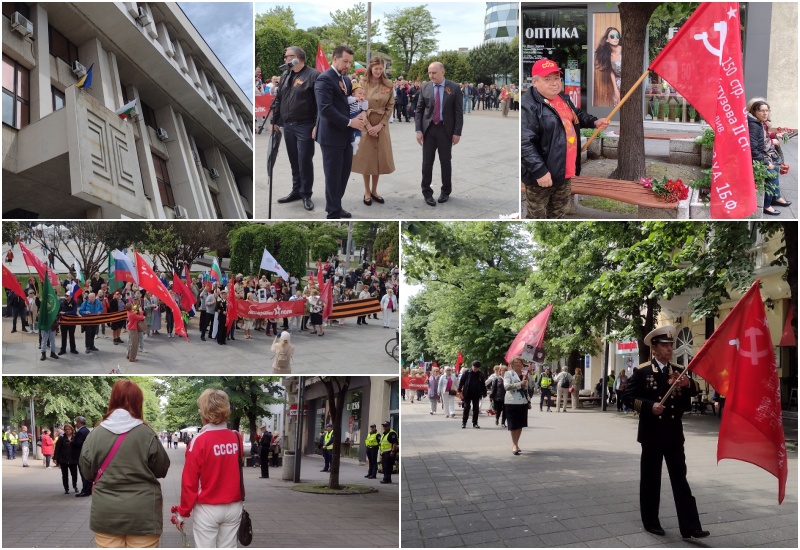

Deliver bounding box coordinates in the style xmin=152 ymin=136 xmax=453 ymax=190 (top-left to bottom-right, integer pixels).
xmin=184 ymin=262 xmax=191 ymax=283
xmin=454 ymin=349 xmax=464 ymax=372
xmin=135 ymin=251 xmax=188 ymax=341
xmin=225 ymin=285 xmax=238 ymax=333
xmin=18 ymin=241 xmax=59 ymax=287
xmin=505 ymin=304 xmax=553 ymax=365
xmin=315 ymin=44 xmax=330 ymax=72
xmin=321 ymin=280 xmax=333 ymax=320
xmin=690 ymin=281 xmax=787 ymax=503
xmin=172 ymin=272 xmax=195 ymax=312
xmin=317 ymin=260 xmax=324 ymax=289
xmin=649 ymin=3 xmax=756 ymax=218
xmin=779 ymin=304 xmax=796 ymax=347
xmin=2 ymin=264 xmax=26 ymax=300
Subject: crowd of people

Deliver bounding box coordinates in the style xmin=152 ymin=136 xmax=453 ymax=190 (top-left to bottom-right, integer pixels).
xmin=5 ymin=251 xmax=399 ymax=370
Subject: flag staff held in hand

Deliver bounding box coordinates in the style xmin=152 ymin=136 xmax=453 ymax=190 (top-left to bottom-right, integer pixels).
xmin=581 ymin=69 xmax=651 ymax=153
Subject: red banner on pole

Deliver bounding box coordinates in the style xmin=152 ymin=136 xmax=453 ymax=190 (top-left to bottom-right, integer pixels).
xmin=401 ymin=376 xmax=428 ymax=390
xmin=18 ymin=241 xmax=59 ymax=287
xmin=255 ymin=94 xmax=274 ymax=118
xmin=649 ymin=2 xmax=756 ymax=218
xmin=316 ymin=44 xmax=330 ymax=72
xmin=505 ymin=304 xmax=553 ymax=364
xmin=135 ymin=251 xmax=188 ymax=340
xmin=236 ymin=299 xmax=305 ymax=319
xmin=689 ymin=280 xmax=787 ymax=503
xmin=172 ymin=272 xmax=195 ymax=312
xmin=2 ymin=264 xmax=27 ymax=300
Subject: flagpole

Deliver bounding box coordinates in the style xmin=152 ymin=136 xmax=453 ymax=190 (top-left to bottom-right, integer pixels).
xmin=581 ymin=69 xmax=651 ymax=153
xmin=659 ymin=368 xmax=689 ymax=406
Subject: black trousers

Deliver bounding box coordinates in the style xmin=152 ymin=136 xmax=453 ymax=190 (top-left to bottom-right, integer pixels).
xmin=216 ymin=313 xmax=227 ymax=344
xmin=381 ymin=451 xmax=395 ymax=482
xmin=199 ymin=311 xmax=210 ymax=337
xmin=260 ymin=457 xmax=269 ymax=478
xmin=394 ymin=101 xmax=408 ymax=121
xmin=421 ymin=124 xmax=453 ymax=198
xmin=60 ymin=325 xmax=76 ymax=352
xmin=323 ymin=448 xmax=332 ymax=471
xmin=493 ymin=399 xmax=505 ymax=424
xmin=83 ymin=325 xmax=96 ymax=350
xmin=366 ymin=446 xmax=379 ymax=477
xmin=283 ymin=121 xmax=315 ymax=199
xmin=60 ymin=463 xmax=78 ymax=491
xmin=462 ymin=395 xmax=480 ymax=426
xmin=540 ymin=388 xmax=552 ymax=410
xmin=640 ymin=443 xmax=702 ymax=535
xmin=320 ymin=143 xmax=352 ymax=218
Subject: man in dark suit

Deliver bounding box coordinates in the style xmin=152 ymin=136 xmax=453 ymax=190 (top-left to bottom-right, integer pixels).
xmin=415 ymin=61 xmax=463 ymax=206
xmin=623 ymin=326 xmax=709 ymax=540
xmin=73 ymin=416 xmax=92 ymax=497
xmin=314 ymin=45 xmax=366 ymax=219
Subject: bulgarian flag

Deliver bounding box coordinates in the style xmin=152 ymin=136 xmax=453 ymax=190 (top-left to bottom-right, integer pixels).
xmin=72 ymin=261 xmax=84 ymax=301
xmin=115 ymin=98 xmax=137 ymax=120
xmin=210 ymin=257 xmax=223 ymax=283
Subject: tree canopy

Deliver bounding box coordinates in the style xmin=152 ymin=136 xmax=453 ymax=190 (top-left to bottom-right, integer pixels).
xmin=384 ymin=5 xmax=439 ymax=74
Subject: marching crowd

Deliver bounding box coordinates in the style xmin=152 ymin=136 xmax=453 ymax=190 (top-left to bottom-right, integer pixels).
xmin=5 ymin=251 xmax=400 ymax=371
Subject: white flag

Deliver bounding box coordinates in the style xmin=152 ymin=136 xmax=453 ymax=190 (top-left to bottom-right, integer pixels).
xmin=260 ymin=248 xmax=289 ymax=280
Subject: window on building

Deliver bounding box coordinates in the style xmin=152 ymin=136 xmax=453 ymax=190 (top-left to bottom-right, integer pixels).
xmin=52 ymin=87 xmax=65 ymax=111
xmin=2 ymin=3 xmax=30 ymax=20
xmin=211 ymin=192 xmax=223 ymax=218
xmin=151 ymin=154 xmax=175 ymax=207
xmin=2 ymin=54 xmax=30 ymax=129
xmin=141 ymin=101 xmax=157 ymax=130
xmin=48 ymin=26 xmax=79 ymax=66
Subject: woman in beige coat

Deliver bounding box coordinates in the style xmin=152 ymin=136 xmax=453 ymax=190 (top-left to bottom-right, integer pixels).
xmin=352 ymin=56 xmax=395 ymax=206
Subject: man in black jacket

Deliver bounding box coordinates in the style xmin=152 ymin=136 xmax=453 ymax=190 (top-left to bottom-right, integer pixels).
xmin=623 ymin=326 xmax=709 ymax=540
xmin=521 ymin=59 xmax=609 ymax=219
xmin=458 ymin=361 xmax=487 ymax=429
xmin=73 ymin=416 xmax=91 ymax=497
xmin=271 ymin=46 xmax=320 ymax=212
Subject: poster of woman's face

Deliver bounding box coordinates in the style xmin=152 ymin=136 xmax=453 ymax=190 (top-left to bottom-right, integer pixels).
xmin=593 ymin=14 xmax=623 ymax=107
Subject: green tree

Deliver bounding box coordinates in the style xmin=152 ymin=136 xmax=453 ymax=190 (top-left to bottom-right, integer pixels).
xmin=255 ymin=6 xmax=297 ymax=32
xmin=373 ymin=222 xmax=399 ymax=267
xmin=142 ymin=222 xmax=229 ymax=275
xmin=256 ymin=25 xmax=291 ymax=79
xmin=228 ymin=223 xmax=308 ymax=280
xmin=322 ymin=3 xmax=379 ymax=63
xmin=5 ymin=377 xmax=113 ymax=429
xmin=411 ymin=51 xmax=472 ymax=84
xmin=384 ymin=5 xmax=439 ymax=74
xmin=466 ymin=40 xmax=517 ymax=85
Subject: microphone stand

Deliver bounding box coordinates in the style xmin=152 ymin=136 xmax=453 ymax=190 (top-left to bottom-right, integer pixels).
xmin=266 ymin=68 xmax=292 ymax=220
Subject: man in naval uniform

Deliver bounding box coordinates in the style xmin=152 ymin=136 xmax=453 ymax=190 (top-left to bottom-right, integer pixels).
xmin=623 ymin=325 xmax=710 ymax=539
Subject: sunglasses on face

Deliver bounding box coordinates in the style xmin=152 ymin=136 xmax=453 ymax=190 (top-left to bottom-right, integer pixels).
xmin=609 ymin=33 xmax=620 ymax=38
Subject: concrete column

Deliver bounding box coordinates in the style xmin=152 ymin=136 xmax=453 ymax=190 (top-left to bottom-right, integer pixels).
xmin=30 ymin=5 xmax=51 ymax=122
xmin=77 ymin=38 xmax=114 ymax=110
xmin=766 ymin=3 xmax=798 ymax=128
xmin=129 ymin=85 xmax=162 ymax=219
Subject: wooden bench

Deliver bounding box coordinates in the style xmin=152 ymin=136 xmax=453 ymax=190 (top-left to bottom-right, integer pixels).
xmin=579 ymin=396 xmax=602 ymax=406
xmin=571 ymin=176 xmax=678 ymax=210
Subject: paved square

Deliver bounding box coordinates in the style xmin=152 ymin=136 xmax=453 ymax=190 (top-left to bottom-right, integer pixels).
xmin=401 ymin=399 xmax=797 ymax=547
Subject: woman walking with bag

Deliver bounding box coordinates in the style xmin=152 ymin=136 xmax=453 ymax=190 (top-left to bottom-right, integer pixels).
xmin=504 ymin=356 xmax=532 ymax=455
xmin=53 ymin=423 xmax=80 ymax=494
xmin=174 ymin=389 xmax=245 ymax=548
xmin=79 ymin=379 xmax=170 ymax=547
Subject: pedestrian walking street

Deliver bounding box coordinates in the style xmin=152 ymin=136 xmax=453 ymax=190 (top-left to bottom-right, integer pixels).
xmin=401 ymin=398 xmax=798 ymax=548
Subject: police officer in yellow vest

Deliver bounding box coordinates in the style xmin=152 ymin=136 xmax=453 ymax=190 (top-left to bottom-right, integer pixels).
xmin=623 ymin=325 xmax=709 ymax=539
xmin=3 ymin=427 xmax=16 ymax=460
xmin=364 ymin=423 xmax=380 ymax=479
xmin=379 ymin=420 xmax=398 ymax=484
xmin=8 ymin=430 xmax=19 ymax=460
xmin=539 ymin=368 xmax=553 ymax=412
xmin=320 ymin=423 xmax=334 ymax=472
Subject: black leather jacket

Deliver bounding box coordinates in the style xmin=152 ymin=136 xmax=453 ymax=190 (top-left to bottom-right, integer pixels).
xmin=521 ymin=87 xmax=598 ymax=187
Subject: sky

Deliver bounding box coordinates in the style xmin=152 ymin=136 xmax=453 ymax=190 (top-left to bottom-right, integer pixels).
xmin=255 ymin=1 xmax=489 ymax=52
xmin=179 ymin=2 xmax=254 ymax=104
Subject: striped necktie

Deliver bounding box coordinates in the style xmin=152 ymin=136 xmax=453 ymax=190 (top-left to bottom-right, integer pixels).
xmin=433 ymin=85 xmax=441 ymax=124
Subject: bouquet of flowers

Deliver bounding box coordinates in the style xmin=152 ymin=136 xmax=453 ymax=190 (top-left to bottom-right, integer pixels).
xmin=638 ymin=177 xmax=689 ymax=202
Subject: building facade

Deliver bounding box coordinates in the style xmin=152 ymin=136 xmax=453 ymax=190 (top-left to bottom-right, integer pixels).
xmin=484 ymin=2 xmax=519 ymax=44
xmin=2 ymin=2 xmax=254 ymax=219
xmin=521 ymin=2 xmax=798 ymax=127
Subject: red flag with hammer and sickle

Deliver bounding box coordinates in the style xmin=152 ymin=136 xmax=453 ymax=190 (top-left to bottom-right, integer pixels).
xmin=689 ymin=280 xmax=787 ymax=503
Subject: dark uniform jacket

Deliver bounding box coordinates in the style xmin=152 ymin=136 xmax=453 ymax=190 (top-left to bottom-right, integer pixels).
xmin=521 ymin=87 xmax=598 ymax=188
xmin=272 ymin=65 xmax=320 ymax=126
xmin=623 ymin=359 xmax=697 ymax=446
xmin=458 ymin=370 xmax=487 ymax=399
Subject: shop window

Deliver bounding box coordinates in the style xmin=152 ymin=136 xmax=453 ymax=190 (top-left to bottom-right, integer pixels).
xmin=2 ymin=54 xmax=30 ymax=129
xmin=49 ymin=26 xmax=79 ymax=66
xmin=141 ymin=101 xmax=157 ymax=130
xmin=151 ymin=154 xmax=175 ymax=207
xmin=52 ymin=87 xmax=65 ymax=111
xmin=2 ymin=3 xmax=30 ymax=20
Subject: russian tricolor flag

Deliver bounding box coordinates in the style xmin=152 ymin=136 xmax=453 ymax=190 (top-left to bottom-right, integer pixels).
xmin=112 ymin=249 xmax=138 ymax=285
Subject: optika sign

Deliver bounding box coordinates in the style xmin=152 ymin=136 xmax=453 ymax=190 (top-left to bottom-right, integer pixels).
xmin=524 ymin=27 xmax=579 ymax=40
xmin=213 ymin=443 xmax=239 ymax=456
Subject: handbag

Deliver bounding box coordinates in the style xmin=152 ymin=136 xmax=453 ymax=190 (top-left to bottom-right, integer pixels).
xmin=137 ymin=320 xmax=147 ymax=333
xmin=236 ymin=431 xmax=253 ymax=546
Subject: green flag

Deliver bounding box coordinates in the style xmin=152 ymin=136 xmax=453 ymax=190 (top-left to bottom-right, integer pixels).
xmin=107 ymin=250 xmax=116 ymax=294
xmin=38 ymin=275 xmax=60 ymax=330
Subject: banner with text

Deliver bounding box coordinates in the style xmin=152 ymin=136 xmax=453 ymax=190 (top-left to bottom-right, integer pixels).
xmin=255 ymin=94 xmax=274 ymax=117
xmin=236 ymin=299 xmax=305 ymax=319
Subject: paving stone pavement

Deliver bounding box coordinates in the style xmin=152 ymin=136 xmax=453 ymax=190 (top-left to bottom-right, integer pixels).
xmin=2 ymin=442 xmax=399 ymax=548
xmin=255 ymin=108 xmax=520 ymax=220
xmin=400 ymin=398 xmax=798 ymax=548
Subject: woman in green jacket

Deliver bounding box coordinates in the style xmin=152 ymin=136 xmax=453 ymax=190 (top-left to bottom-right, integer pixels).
xmin=80 ymin=379 xmax=170 ymax=548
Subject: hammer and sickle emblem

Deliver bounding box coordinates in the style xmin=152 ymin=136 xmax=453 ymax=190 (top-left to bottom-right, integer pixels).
xmin=693 ymin=21 xmax=727 ymax=63
xmin=729 ymin=326 xmax=771 ymax=366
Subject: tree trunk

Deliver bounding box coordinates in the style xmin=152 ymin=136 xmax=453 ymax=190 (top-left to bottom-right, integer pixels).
xmin=612 ymin=3 xmax=661 ymax=181
xmin=323 ymin=377 xmax=351 ymax=490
